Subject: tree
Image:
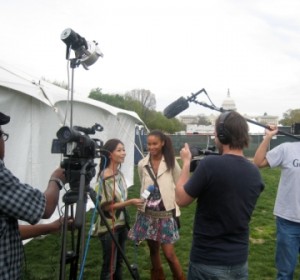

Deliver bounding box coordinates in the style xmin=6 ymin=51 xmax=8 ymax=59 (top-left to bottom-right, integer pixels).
xmin=125 ymin=89 xmax=156 ymax=120
xmin=89 ymin=88 xmax=127 ymax=109
xmin=144 ymin=111 xmax=185 ymax=133
xmin=125 ymin=89 xmax=156 ymax=110
xmin=279 ymin=109 xmax=300 ymax=126
xmin=88 ymin=88 xmax=185 ymax=133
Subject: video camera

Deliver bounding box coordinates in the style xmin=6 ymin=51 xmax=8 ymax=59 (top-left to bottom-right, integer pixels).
xmin=51 ymin=123 xmax=103 ymax=189
xmin=51 ymin=123 xmax=103 ymax=159
xmin=189 ymin=145 xmax=219 ymax=172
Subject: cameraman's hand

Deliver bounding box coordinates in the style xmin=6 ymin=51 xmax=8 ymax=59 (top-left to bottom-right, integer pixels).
xmin=180 ymin=143 xmax=192 ymax=164
xmin=51 ymin=167 xmax=66 ymax=184
xmin=52 ymin=216 xmax=74 ymax=232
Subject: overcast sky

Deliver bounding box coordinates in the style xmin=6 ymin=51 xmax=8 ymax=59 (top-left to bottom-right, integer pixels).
xmin=0 ymin=0 xmax=300 ymax=118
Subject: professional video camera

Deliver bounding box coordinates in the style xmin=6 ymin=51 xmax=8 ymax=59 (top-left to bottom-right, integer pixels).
xmin=51 ymin=123 xmax=103 ymax=189
xmin=51 ymin=123 xmax=103 ymax=158
xmin=189 ymin=145 xmax=220 ymax=172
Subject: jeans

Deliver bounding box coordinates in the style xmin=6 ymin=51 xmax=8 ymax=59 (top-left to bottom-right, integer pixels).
xmin=99 ymin=226 xmax=128 ymax=280
xmin=187 ymin=261 xmax=248 ymax=280
xmin=276 ymin=216 xmax=300 ymax=280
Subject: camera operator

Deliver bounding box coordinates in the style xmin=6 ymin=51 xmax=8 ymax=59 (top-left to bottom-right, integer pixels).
xmin=175 ymin=111 xmax=264 ymax=280
xmin=0 ymin=112 xmax=66 ymax=280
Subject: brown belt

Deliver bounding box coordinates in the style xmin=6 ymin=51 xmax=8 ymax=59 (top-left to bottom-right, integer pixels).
xmin=144 ymin=209 xmax=173 ymax=219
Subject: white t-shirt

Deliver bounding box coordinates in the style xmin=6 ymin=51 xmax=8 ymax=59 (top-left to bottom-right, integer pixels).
xmin=267 ymin=142 xmax=300 ymax=222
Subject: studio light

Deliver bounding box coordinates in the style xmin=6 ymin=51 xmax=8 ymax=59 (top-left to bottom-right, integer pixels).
xmin=61 ymin=28 xmax=103 ymax=69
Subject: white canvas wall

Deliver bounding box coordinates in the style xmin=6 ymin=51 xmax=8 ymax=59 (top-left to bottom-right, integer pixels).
xmin=0 ymin=63 xmax=144 ymax=229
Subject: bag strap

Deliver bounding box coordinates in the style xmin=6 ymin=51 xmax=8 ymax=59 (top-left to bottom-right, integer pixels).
xmin=145 ymin=165 xmax=159 ymax=188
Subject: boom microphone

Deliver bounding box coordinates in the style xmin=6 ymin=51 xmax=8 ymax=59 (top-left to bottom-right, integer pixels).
xmin=163 ymin=97 xmax=189 ymax=119
xmin=163 ymin=89 xmax=208 ymax=118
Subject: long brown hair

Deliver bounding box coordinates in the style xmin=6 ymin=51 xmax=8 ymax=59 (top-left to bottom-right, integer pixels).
xmin=97 ymin=138 xmax=124 ymax=180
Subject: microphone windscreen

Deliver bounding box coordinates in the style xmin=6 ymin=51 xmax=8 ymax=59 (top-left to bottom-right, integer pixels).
xmin=163 ymin=97 xmax=189 ymax=119
xmin=147 ymin=185 xmax=155 ymax=192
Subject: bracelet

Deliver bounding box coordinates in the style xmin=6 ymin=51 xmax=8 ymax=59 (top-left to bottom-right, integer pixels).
xmin=49 ymin=177 xmax=64 ymax=190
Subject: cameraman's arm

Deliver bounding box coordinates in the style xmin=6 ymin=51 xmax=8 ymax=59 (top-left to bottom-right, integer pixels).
xmin=19 ymin=217 xmax=73 ymax=240
xmin=43 ymin=168 xmax=65 ymax=219
xmin=176 ymin=143 xmax=194 ymax=207
xmin=19 ymin=218 xmax=62 ymax=240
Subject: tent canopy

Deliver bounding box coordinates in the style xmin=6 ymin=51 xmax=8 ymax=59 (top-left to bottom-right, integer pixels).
xmin=0 ymin=62 xmax=145 ymax=226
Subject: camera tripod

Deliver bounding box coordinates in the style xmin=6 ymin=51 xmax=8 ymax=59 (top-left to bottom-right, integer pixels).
xmin=59 ymin=159 xmax=140 ymax=280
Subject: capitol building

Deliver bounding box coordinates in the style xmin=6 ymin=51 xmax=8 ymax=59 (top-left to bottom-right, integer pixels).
xmin=179 ymin=90 xmax=278 ymax=134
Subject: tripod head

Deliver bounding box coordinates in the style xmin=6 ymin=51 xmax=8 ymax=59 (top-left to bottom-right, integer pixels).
xmin=61 ymin=157 xmax=96 ymax=190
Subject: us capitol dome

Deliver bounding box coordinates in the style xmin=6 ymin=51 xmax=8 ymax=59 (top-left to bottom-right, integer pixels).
xmin=221 ymin=89 xmax=237 ymax=111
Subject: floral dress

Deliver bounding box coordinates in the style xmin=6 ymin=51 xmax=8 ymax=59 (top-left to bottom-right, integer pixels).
xmin=128 ymin=183 xmax=179 ymax=244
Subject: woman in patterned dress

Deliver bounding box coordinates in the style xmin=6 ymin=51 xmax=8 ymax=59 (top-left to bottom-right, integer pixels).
xmin=128 ymin=130 xmax=186 ymax=280
xmin=93 ymin=139 xmax=144 ymax=280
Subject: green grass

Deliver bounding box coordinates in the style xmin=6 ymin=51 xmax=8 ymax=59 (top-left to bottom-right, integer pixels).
xmin=23 ymin=167 xmax=300 ymax=279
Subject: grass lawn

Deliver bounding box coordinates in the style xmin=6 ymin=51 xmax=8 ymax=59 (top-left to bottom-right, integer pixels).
xmin=23 ymin=167 xmax=300 ymax=279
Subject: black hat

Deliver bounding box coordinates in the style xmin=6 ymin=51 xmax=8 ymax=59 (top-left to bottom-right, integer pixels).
xmin=0 ymin=112 xmax=10 ymax=125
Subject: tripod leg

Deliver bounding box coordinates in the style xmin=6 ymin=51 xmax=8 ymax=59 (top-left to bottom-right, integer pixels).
xmin=70 ymin=212 xmax=86 ymax=279
xmin=59 ymin=202 xmax=82 ymax=280
xmin=60 ymin=204 xmax=70 ymax=280
xmin=89 ymin=188 xmax=140 ymax=280
xmin=69 ymin=227 xmax=81 ymax=280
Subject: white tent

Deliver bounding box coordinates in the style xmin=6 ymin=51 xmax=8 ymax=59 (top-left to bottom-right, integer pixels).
xmin=0 ymin=62 xmax=144 ymax=223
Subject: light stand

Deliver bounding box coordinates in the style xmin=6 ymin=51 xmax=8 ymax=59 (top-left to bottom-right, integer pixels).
xmin=58 ymin=28 xmax=139 ymax=280
xmin=61 ymin=28 xmax=103 ymax=126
